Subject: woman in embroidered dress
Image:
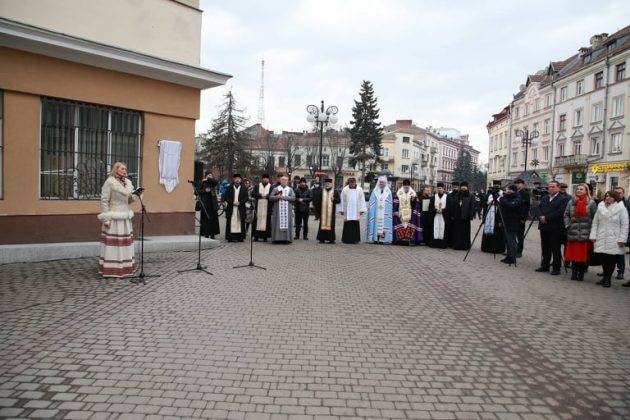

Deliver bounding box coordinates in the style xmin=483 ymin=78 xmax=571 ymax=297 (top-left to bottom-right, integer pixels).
xmin=98 ymin=162 xmax=140 ymax=278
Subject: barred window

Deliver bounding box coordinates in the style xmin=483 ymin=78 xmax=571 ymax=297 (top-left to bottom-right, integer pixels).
xmin=40 ymin=98 xmax=142 ymax=199
xmin=0 ymin=91 xmax=3 ymax=199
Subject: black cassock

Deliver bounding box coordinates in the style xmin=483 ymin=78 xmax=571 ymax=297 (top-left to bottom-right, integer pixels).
xmin=223 ymin=184 xmax=248 ymax=242
xmin=450 ymin=191 xmax=474 ymax=250
xmin=480 ymin=199 xmax=505 ymax=254
xmin=314 ymin=188 xmax=340 ymax=243
xmin=445 ymin=191 xmax=459 ymax=247
xmin=419 ymin=196 xmax=433 ymax=245
xmin=197 ymin=180 xmax=220 ymax=238
xmin=250 ymin=183 xmax=272 ymax=240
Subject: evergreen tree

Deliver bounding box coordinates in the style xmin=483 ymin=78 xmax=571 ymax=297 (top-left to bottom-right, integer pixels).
xmin=199 ymin=91 xmax=252 ymax=179
xmin=452 ymin=149 xmax=474 ymax=183
xmin=348 ymin=81 xmax=383 ymax=185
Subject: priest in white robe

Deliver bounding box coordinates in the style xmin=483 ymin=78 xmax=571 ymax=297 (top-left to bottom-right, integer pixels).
xmin=339 ymin=177 xmax=367 ymax=244
xmin=268 ymin=175 xmax=296 ymax=243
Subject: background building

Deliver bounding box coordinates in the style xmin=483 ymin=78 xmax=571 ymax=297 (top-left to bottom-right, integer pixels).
xmin=487 ymin=106 xmax=510 ymax=185
xmin=0 ymin=0 xmax=230 ymax=244
xmin=488 ymin=25 xmax=629 ymax=193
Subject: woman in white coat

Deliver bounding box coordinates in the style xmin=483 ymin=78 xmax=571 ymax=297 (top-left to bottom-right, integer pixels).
xmin=97 ymin=162 xmax=141 ymax=278
xmin=589 ymin=190 xmax=629 ymax=287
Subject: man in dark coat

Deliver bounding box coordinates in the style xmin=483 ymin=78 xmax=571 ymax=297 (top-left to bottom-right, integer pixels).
xmin=197 ymin=171 xmax=220 ymax=239
xmin=294 ymin=178 xmax=313 ymax=240
xmin=498 ymin=185 xmax=523 ymax=264
xmin=223 ymin=173 xmax=249 ymax=242
xmin=311 ymin=178 xmax=322 ymax=221
xmin=535 ymin=181 xmax=568 ymax=275
xmin=449 ymin=181 xmax=475 ymax=250
xmin=515 ymin=179 xmax=531 ymax=258
xmin=314 ymin=178 xmax=340 ymax=244
xmin=250 ymin=173 xmax=273 ymax=242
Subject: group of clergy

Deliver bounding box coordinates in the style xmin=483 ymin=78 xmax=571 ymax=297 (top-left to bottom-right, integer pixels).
xmin=202 ymin=171 xmax=476 ymax=249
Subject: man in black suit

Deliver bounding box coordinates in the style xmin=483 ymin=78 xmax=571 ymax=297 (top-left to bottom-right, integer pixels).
xmin=515 ymin=179 xmax=530 ymax=258
xmin=535 ymin=181 xmax=568 ymax=275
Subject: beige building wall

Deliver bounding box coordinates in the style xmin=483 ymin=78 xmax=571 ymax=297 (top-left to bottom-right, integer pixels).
xmin=1 ymin=0 xmax=202 ymax=66
xmin=487 ymin=117 xmax=509 ymax=185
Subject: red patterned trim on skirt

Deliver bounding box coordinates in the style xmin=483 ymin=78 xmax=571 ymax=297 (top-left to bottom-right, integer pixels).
xmin=98 ymin=262 xmax=136 ymax=278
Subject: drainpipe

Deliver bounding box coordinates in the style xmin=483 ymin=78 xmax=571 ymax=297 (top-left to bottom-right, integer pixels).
xmin=506 ymin=102 xmax=514 ymax=180
xmin=600 ymin=56 xmax=611 ymax=162
xmin=550 ymin=85 xmax=557 ymax=181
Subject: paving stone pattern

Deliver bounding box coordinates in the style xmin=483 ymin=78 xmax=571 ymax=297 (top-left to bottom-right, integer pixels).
xmin=1 ymin=218 xmax=629 ymax=419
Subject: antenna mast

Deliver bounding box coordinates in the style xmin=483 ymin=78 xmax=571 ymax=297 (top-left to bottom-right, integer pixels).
xmin=257 ymin=59 xmax=265 ymax=125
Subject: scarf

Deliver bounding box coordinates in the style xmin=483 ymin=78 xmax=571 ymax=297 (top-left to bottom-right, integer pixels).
xmin=256 ymin=183 xmax=270 ymax=231
xmin=574 ymin=195 xmax=588 ymax=218
xmin=483 ymin=195 xmax=496 ymax=235
xmin=230 ymin=186 xmax=242 ymax=233
xmin=396 ymin=187 xmax=416 ymax=227
xmin=321 ymin=188 xmax=334 ymax=230
xmin=276 ymin=185 xmax=290 ymax=230
xmin=433 ymin=193 xmax=447 ymax=239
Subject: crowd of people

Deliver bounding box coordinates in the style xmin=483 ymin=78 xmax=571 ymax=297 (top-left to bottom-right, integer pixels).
xmin=97 ymin=162 xmax=630 ymax=289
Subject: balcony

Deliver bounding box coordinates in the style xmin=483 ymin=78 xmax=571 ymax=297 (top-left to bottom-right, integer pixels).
xmin=430 ymin=146 xmax=438 ymax=154
xmin=554 ymin=154 xmax=588 ymax=168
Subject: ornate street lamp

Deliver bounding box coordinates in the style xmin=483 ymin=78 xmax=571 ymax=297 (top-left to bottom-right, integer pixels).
xmin=515 ymin=128 xmax=539 ymax=173
xmin=306 ymin=100 xmax=338 ymax=174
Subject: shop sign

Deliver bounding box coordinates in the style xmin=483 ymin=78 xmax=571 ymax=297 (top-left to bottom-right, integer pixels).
xmin=591 ymin=162 xmax=629 ymax=174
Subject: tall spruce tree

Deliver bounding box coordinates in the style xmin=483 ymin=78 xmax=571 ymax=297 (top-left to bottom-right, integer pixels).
xmin=452 ymin=149 xmax=474 ymax=183
xmin=348 ymin=81 xmax=383 ymax=185
xmin=200 ymin=91 xmax=251 ymax=179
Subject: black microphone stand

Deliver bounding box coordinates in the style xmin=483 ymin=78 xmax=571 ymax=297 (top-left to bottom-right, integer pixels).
xmin=178 ymin=181 xmax=213 ymax=276
xmin=233 ymin=197 xmax=266 ymax=270
xmin=129 ymin=192 xmax=161 ymax=284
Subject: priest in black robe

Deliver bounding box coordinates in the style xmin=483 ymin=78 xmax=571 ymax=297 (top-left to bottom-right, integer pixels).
xmin=250 ymin=174 xmax=273 ymax=242
xmin=197 ymin=172 xmax=220 ymax=239
xmin=223 ymin=173 xmax=249 ymax=242
xmin=315 ymin=178 xmax=340 ymax=244
xmin=446 ymin=181 xmax=460 ymax=247
xmin=450 ymin=181 xmax=475 ymax=250
xmin=419 ymin=185 xmax=433 ymax=246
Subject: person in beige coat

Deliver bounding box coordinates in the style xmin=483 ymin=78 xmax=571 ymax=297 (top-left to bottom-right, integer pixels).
xmin=589 ymin=190 xmax=629 ymax=288
xmin=97 ymin=162 xmax=140 ymax=278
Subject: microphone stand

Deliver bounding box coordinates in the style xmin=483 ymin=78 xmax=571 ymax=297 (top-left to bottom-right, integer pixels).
xmin=178 ymin=181 xmax=213 ymax=276
xmin=129 ymin=192 xmax=161 ymax=284
xmin=233 ymin=197 xmax=266 ymax=270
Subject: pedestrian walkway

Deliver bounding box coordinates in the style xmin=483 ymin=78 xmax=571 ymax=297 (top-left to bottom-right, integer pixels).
xmin=0 ymin=218 xmax=629 ymax=419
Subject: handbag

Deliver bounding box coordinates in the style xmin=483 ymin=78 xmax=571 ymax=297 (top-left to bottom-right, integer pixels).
xmin=588 ymin=248 xmax=601 ymax=266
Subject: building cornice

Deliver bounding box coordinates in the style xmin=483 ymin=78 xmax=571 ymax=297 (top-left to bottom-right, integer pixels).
xmin=0 ymin=18 xmax=231 ymax=89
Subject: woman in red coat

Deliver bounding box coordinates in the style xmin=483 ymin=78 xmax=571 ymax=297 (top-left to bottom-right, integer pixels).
xmin=563 ymin=183 xmax=597 ymax=281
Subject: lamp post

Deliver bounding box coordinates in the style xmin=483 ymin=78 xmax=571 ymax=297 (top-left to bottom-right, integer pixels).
xmin=306 ymin=100 xmax=338 ymax=174
xmin=515 ymin=128 xmax=539 ymax=173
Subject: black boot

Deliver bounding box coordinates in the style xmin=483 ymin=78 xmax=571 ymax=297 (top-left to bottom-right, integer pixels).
xmin=570 ymin=266 xmax=578 ymax=280
xmin=577 ymin=265 xmax=585 ymax=281
xmin=602 ymin=277 xmax=612 ymax=288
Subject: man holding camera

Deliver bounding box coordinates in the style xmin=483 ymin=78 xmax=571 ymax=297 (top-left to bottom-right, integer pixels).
xmin=515 ymin=179 xmax=531 ymax=258
xmin=535 ymin=181 xmax=568 ymax=275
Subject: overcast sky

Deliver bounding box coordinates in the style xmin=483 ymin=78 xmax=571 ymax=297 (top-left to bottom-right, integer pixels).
xmin=196 ymin=0 xmax=629 ymax=163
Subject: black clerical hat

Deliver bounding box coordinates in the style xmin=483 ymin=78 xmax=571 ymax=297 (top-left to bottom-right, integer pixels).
xmin=324 ymin=178 xmax=333 ymax=183
xmin=233 ymin=173 xmax=242 ymax=178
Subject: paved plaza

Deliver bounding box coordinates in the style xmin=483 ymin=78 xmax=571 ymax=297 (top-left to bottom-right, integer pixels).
xmin=1 ymin=218 xmax=629 ymax=419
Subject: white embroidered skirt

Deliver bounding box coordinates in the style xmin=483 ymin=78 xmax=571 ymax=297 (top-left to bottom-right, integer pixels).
xmin=98 ymin=219 xmax=135 ymax=278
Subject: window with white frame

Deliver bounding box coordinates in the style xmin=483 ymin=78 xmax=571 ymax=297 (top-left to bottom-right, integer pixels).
xmin=616 ymin=62 xmax=625 ymax=82
xmin=402 ymin=148 xmax=409 ymax=159
xmin=532 ymin=148 xmax=538 ymax=159
xmin=383 ymin=148 xmax=389 ymax=157
xmin=533 ymin=122 xmax=539 ymax=132
xmin=612 ymin=95 xmax=624 ymax=117
xmin=514 ymin=107 xmax=520 ymax=118
xmin=574 ymin=109 xmax=583 ymax=127
xmin=576 ymin=79 xmax=584 ymax=95
xmin=545 ymin=93 xmax=552 ymax=107
xmin=278 ymin=156 xmax=285 ymax=167
xmin=402 ymin=136 xmax=410 ymax=143
xmin=524 ymin=103 xmax=529 ymax=115
xmin=544 ymin=118 xmax=550 ymax=134
xmin=321 ymin=154 xmax=330 ymax=167
xmin=558 ymin=143 xmax=565 ymax=157
xmin=294 ymin=154 xmax=301 ymax=166
xmin=559 ymin=114 xmax=566 ymax=131
xmin=590 ymin=136 xmax=600 ymax=155
xmin=591 ymin=103 xmax=603 ymax=122
xmin=542 ymin=145 xmax=549 ymax=161
xmin=401 ymin=164 xmax=409 ymax=173
xmin=595 ymin=71 xmax=604 ymax=89
xmin=560 ymin=86 xmax=568 ymax=101
xmin=40 ymin=97 xmax=142 ymax=200
xmin=610 ymin=133 xmax=622 ymax=153
xmin=573 ymin=141 xmax=581 ymax=155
